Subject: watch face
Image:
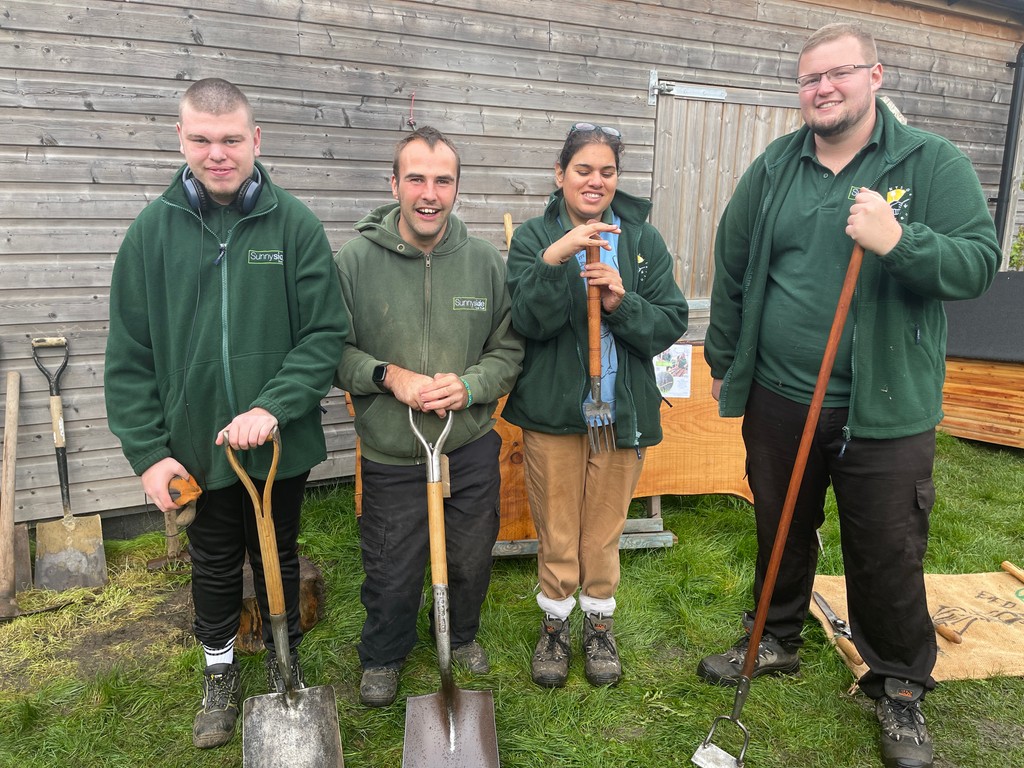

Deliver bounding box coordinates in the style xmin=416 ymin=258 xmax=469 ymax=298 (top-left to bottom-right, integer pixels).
xmin=373 ymin=364 xmax=387 ymax=386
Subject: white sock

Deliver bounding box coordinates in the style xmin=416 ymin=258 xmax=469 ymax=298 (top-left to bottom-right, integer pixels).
xmin=537 ymin=592 xmax=576 ymax=621
xmin=203 ymin=639 xmax=234 ymax=667
xmin=580 ymin=593 xmax=616 ymax=617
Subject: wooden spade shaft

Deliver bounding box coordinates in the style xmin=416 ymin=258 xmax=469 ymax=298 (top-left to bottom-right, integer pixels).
xmin=585 ymin=243 xmax=602 ymax=380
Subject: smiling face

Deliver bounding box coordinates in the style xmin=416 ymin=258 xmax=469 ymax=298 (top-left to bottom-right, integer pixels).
xmin=176 ymin=103 xmax=260 ymax=206
xmin=391 ymin=138 xmax=459 ymax=251
xmin=555 ymin=141 xmax=619 ymax=227
xmin=798 ymin=34 xmax=881 ymax=141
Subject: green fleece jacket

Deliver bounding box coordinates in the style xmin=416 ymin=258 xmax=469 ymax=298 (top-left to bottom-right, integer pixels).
xmin=105 ymin=161 xmax=347 ymax=488
xmin=706 ymin=99 xmax=1000 ymax=438
xmin=334 ymin=204 xmax=524 ymax=465
xmin=503 ymin=189 xmax=689 ymax=448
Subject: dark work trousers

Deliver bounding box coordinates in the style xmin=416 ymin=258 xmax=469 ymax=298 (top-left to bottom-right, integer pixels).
xmin=742 ymin=382 xmax=937 ymax=699
xmin=188 ymin=471 xmax=308 ymax=656
xmin=357 ymin=429 xmax=502 ymax=669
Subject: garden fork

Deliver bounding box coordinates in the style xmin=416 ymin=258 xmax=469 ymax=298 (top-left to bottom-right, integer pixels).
xmin=583 ymin=243 xmax=614 ymax=453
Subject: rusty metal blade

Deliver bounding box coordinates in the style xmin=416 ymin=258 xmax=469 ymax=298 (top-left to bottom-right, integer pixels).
xmin=242 ymin=685 xmax=344 ymax=768
xmin=403 ymin=687 xmax=499 ymax=768
xmin=34 ymin=514 xmax=108 ymax=591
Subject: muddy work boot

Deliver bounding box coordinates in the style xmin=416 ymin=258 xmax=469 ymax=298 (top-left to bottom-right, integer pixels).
xmin=876 ymin=678 xmax=933 ymax=768
xmin=265 ymin=651 xmax=306 ymax=694
xmin=531 ymin=615 xmax=571 ymax=688
xmin=360 ymin=666 xmax=400 ymax=708
xmin=696 ymin=630 xmax=800 ymax=686
xmin=192 ymin=662 xmax=241 ymax=749
xmin=583 ymin=613 xmax=621 ymax=686
xmin=452 ymin=640 xmax=491 ymax=674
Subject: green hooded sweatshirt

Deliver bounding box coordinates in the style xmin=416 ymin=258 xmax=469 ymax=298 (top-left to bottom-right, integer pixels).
xmin=334 ymin=204 xmax=524 ymax=465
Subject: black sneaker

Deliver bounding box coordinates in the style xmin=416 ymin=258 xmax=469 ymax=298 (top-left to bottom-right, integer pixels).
xmin=876 ymin=678 xmax=933 ymax=768
xmin=696 ymin=631 xmax=800 ymax=686
xmin=531 ymin=616 xmax=571 ymax=688
xmin=583 ymin=613 xmax=621 ymax=686
xmin=192 ymin=662 xmax=241 ymax=749
xmin=452 ymin=641 xmax=490 ymax=674
xmin=360 ymin=666 xmax=399 ymax=707
xmin=265 ymin=651 xmax=306 ymax=694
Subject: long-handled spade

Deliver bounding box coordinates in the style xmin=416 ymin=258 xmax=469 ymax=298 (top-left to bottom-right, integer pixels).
xmin=226 ymin=430 xmax=344 ymax=768
xmin=402 ymin=407 xmax=500 ymax=768
xmin=583 ymin=242 xmax=615 ymax=453
xmin=693 ymin=244 xmax=865 ymax=768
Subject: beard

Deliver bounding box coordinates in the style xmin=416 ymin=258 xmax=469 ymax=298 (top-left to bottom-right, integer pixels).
xmin=808 ymin=97 xmax=873 ymax=139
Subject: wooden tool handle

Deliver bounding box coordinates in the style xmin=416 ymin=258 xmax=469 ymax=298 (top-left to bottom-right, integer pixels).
xmin=935 ymin=622 xmax=962 ymax=644
xmin=503 ymin=212 xmax=514 ymax=251
xmin=1 ymin=372 xmax=20 ymax=604
xmin=585 ymin=243 xmax=601 ymax=378
xmin=836 ymin=636 xmax=864 ymax=666
xmin=427 ymin=481 xmax=448 ymax=586
xmin=1001 ymin=560 xmax=1024 ymax=585
xmin=225 ymin=432 xmax=283 ymax=614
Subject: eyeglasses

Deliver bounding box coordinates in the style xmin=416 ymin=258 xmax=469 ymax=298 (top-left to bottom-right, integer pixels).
xmin=795 ymin=64 xmax=875 ymax=91
xmin=569 ymin=122 xmax=622 ymax=139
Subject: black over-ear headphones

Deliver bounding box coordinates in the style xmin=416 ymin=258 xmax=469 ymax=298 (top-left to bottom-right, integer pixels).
xmin=182 ymin=166 xmax=263 ymax=215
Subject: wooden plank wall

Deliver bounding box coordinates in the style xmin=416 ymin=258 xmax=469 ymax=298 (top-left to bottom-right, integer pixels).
xmin=0 ymin=0 xmax=1021 ymax=525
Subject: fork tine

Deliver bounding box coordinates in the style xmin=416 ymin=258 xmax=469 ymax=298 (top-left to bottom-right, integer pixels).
xmin=586 ymin=422 xmax=600 ymax=453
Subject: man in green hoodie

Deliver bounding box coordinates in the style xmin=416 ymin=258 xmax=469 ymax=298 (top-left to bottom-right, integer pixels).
xmin=334 ymin=126 xmax=523 ymax=708
xmin=105 ymin=78 xmax=347 ymax=749
xmin=698 ymin=24 xmax=1000 ymax=768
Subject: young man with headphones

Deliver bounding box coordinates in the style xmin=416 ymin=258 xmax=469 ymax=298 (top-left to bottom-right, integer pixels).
xmin=104 ymin=78 xmax=347 ymax=750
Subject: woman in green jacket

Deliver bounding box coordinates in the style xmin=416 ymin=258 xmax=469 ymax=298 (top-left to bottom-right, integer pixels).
xmin=504 ymin=123 xmax=688 ymax=688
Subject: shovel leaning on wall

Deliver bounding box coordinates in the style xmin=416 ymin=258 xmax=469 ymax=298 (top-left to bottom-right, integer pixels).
xmin=32 ymin=337 xmax=108 ymax=592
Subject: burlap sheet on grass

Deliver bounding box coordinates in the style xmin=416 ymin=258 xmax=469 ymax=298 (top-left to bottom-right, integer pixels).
xmin=810 ymin=571 xmax=1024 ymax=682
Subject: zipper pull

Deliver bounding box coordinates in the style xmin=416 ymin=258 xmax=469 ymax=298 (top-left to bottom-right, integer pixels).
xmin=214 ymin=243 xmax=227 ymax=265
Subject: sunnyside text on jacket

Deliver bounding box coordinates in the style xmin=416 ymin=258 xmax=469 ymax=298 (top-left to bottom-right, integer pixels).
xmin=334 ymin=203 xmax=524 ymax=465
xmin=503 ymin=188 xmax=689 ymax=449
xmin=705 ymin=98 xmax=1000 ymax=439
xmin=104 ymin=161 xmax=348 ymax=489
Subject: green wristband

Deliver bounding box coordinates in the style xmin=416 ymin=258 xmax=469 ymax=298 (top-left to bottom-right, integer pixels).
xmin=460 ymin=377 xmax=473 ymax=407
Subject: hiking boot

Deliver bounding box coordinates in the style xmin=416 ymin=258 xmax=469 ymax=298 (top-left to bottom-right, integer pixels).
xmin=360 ymin=666 xmax=399 ymax=708
xmin=876 ymin=678 xmax=933 ymax=768
xmin=265 ymin=651 xmax=306 ymax=694
xmin=531 ymin=616 xmax=571 ymax=688
xmin=583 ymin=613 xmax=621 ymax=686
xmin=452 ymin=640 xmax=490 ymax=674
xmin=192 ymin=662 xmax=241 ymax=749
xmin=696 ymin=630 xmax=800 ymax=686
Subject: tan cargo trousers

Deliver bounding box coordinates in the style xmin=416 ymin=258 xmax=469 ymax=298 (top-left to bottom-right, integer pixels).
xmin=522 ymin=429 xmax=646 ymax=603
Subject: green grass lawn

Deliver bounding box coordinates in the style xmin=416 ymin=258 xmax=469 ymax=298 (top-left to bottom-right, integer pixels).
xmin=1 ymin=431 xmax=1022 ymax=767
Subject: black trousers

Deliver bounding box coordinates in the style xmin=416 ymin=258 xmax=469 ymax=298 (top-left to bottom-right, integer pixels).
xmin=188 ymin=471 xmax=308 ymax=655
xmin=357 ymin=430 xmax=502 ymax=669
xmin=742 ymin=382 xmax=937 ymax=698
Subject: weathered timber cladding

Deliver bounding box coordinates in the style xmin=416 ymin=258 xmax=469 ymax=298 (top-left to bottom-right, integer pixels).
xmin=0 ymin=0 xmax=1021 ymax=524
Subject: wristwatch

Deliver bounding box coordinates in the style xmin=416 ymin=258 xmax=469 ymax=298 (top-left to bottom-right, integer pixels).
xmin=372 ymin=363 xmax=389 ymax=392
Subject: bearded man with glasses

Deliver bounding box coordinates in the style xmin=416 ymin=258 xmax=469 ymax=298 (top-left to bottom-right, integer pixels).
xmin=699 ymin=22 xmax=1000 ymax=768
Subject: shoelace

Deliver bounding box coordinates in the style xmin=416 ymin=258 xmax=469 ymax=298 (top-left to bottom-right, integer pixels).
xmin=585 ymin=626 xmax=617 ymax=660
xmin=882 ymin=700 xmax=926 ymax=744
xmin=541 ymin=624 xmax=570 ymax=659
xmin=204 ymin=671 xmax=237 ymax=709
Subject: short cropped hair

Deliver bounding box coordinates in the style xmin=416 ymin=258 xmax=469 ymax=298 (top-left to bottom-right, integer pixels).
xmin=392 ymin=126 xmax=462 ymax=182
xmin=180 ymin=78 xmax=255 ymax=128
xmin=800 ymin=23 xmax=878 ymax=66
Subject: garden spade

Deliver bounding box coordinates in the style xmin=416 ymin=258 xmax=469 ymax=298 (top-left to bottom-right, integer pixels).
xmin=402 ymin=407 xmax=499 ymax=768
xmin=226 ymin=431 xmax=344 ymax=768
xmin=32 ymin=337 xmax=108 ymax=592
xmin=583 ymin=243 xmax=614 ymax=453
xmin=693 ymin=245 xmax=864 ymax=768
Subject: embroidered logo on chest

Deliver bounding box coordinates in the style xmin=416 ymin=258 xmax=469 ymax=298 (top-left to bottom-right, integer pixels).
xmin=453 ymin=297 xmax=487 ymax=311
xmin=248 ymin=250 xmax=284 ymax=265
xmin=886 ymin=187 xmax=912 ymax=222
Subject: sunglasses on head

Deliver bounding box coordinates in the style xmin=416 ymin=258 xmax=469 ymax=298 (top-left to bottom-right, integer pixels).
xmin=569 ymin=122 xmax=622 ymax=139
